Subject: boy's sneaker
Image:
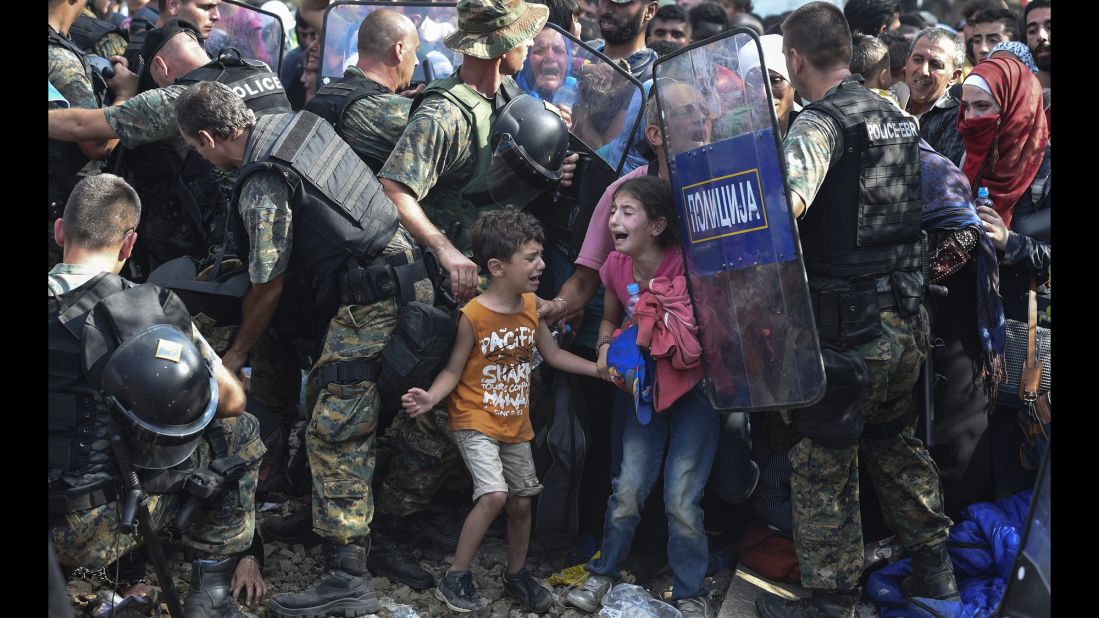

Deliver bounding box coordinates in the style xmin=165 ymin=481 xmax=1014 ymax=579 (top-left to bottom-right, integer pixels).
xmin=503 ymin=567 xmax=554 ymax=612
xmin=677 ymin=596 xmax=716 ymax=618
xmin=565 ymin=573 xmax=613 ymax=613
xmin=435 ymin=570 xmax=482 ymax=613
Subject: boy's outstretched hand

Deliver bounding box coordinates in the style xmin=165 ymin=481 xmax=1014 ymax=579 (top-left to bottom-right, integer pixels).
xmin=402 ymin=388 xmax=435 ymax=418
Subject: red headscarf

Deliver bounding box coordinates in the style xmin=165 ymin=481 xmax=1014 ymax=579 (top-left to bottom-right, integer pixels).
xmin=956 ymin=56 xmax=1049 ymax=229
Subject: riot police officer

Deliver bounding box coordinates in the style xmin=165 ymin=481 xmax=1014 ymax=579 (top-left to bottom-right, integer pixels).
xmin=376 ymin=0 xmax=572 ymax=301
xmin=49 ymin=0 xmax=126 ymax=269
xmin=175 ymin=81 xmax=436 ymax=618
xmin=304 ymin=8 xmax=421 ymax=173
xmin=48 ymin=18 xmax=291 ymax=273
xmin=48 ymin=174 xmax=265 ymax=618
xmin=755 ymin=4 xmax=957 ymax=617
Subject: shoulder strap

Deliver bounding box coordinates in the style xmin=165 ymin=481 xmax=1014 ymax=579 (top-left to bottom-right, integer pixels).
xmin=48 ymin=26 xmax=87 ymax=57
xmin=1019 ymin=276 xmax=1043 ymax=401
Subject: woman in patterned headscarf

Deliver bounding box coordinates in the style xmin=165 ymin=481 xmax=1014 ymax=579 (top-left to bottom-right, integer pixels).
xmin=956 ymin=54 xmax=1051 ymax=500
xmin=957 ymin=55 xmax=1049 ymax=327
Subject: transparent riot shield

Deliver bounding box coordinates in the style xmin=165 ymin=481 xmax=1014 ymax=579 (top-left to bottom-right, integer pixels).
xmin=999 ymin=441 xmax=1050 ymax=617
xmin=204 ymin=0 xmax=286 ymax=73
xmin=514 ymin=24 xmax=644 ymax=261
xmin=653 ymin=30 xmax=824 ymax=411
xmin=320 ymin=2 xmax=460 ymax=86
xmin=514 ymin=24 xmax=643 ymax=176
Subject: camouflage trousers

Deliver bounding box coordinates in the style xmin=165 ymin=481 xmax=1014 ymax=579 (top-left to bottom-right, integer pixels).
xmin=305 ymin=229 xmax=434 ymax=544
xmin=375 ymin=404 xmax=464 ymax=518
xmin=790 ymin=308 xmax=952 ymax=591
xmin=50 ymin=414 xmax=266 ymax=569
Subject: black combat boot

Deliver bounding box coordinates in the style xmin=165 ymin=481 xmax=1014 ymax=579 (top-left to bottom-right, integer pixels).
xmin=259 ymin=509 xmax=320 ymax=546
xmin=901 ymin=543 xmax=960 ymax=601
xmin=266 ymin=540 xmax=380 ymax=618
xmin=755 ymin=588 xmax=860 ymax=618
xmin=367 ymin=540 xmax=434 ymax=590
xmin=183 ymin=557 xmax=257 ymax=618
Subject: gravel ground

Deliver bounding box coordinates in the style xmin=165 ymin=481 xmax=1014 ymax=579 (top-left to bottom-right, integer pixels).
xmin=65 ymin=500 xmax=737 ymax=617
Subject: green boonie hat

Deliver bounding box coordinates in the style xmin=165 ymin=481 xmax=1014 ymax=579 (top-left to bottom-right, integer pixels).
xmin=444 ymin=0 xmax=550 ymax=60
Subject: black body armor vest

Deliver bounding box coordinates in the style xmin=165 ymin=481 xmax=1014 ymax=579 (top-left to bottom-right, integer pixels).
xmin=799 ymin=76 xmax=923 ymax=280
xmin=305 ymin=74 xmax=390 ymax=172
xmin=124 ymin=52 xmax=291 ymax=266
xmin=69 ymin=14 xmax=127 ymax=54
xmin=48 ymin=273 xmax=130 ymax=487
xmin=175 ymin=50 xmax=290 ymax=115
xmin=231 ymin=111 xmax=400 ymax=312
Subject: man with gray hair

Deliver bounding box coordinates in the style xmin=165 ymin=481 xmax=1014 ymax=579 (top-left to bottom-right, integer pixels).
xmin=904 ymin=27 xmax=966 ymax=164
xmin=175 ymin=80 xmax=435 ymax=618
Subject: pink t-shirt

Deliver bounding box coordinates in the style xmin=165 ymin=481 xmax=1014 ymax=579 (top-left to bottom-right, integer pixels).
xmin=575 ymin=164 xmax=650 ymax=271
xmin=598 ymin=246 xmax=686 ymax=308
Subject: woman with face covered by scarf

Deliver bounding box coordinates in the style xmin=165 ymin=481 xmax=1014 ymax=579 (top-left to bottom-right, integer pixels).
xmin=956 ymin=55 xmax=1050 ymax=500
xmin=957 ymin=55 xmax=1050 ymax=327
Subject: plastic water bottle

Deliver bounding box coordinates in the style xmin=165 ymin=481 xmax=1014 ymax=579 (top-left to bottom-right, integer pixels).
xmin=553 ymin=75 xmax=579 ymax=110
xmin=625 ymin=282 xmax=641 ymax=321
xmin=976 ymin=186 xmax=993 ymax=209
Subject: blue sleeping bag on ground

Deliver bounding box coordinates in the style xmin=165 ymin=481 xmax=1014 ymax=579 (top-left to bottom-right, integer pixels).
xmin=866 ymin=489 xmax=1032 ymax=617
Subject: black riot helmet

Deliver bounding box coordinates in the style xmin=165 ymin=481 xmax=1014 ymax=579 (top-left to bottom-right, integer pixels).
xmin=100 ymin=324 xmax=218 ymax=470
xmin=486 ymin=94 xmax=569 ymax=209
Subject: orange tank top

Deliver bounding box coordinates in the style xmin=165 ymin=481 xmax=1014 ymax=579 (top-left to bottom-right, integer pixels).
xmin=448 ymin=293 xmax=538 ymax=443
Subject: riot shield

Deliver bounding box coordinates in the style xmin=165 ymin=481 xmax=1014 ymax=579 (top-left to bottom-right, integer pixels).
xmin=515 ymin=24 xmax=643 ymax=176
xmin=653 ymin=30 xmax=824 ymax=411
xmin=999 ymin=440 xmax=1050 ymax=618
xmin=320 ymin=1 xmax=460 ymax=86
xmin=204 ymin=0 xmax=286 ymax=73
xmin=515 ymin=23 xmax=644 ymax=259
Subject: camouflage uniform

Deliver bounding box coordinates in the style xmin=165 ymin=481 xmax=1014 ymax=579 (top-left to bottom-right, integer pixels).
xmin=48 ymin=264 xmax=266 ymax=569
xmin=79 ymin=8 xmax=129 ymax=58
xmin=103 ymin=84 xmax=189 ymax=149
xmin=372 ymin=84 xmax=489 ymax=519
xmin=51 ymin=414 xmax=266 ymax=568
xmin=49 ymin=29 xmax=100 ymax=269
xmin=337 ymin=66 xmax=415 ymax=168
xmin=237 ymin=170 xmax=432 ymax=544
xmin=376 ymin=404 xmax=465 ymax=517
xmin=48 ymin=40 xmax=98 ymax=111
xmin=789 ymin=308 xmax=950 ymax=590
xmin=783 ymin=104 xmax=952 ymax=593
xmin=377 ymin=94 xmax=478 ymax=253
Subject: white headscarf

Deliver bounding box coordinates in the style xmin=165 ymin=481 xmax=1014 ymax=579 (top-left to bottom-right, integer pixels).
xmin=738 ymin=34 xmax=790 ymax=85
xmin=963 ymin=73 xmax=993 ymax=96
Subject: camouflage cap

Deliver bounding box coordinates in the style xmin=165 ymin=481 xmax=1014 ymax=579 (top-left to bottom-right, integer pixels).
xmin=444 ymin=0 xmax=550 ymax=60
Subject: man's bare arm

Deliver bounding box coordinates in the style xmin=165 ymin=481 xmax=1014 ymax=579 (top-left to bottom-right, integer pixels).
xmin=49 ymin=108 xmax=117 ymax=142
xmin=381 ymin=178 xmax=479 ymax=301
xmin=538 ymin=265 xmax=599 ymax=324
xmin=213 ymin=362 xmax=247 ymax=418
xmin=222 ymin=275 xmax=285 ymax=376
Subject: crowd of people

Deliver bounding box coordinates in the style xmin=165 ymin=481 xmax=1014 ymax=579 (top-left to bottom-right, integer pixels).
xmin=49 ymin=0 xmax=1051 ymax=617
